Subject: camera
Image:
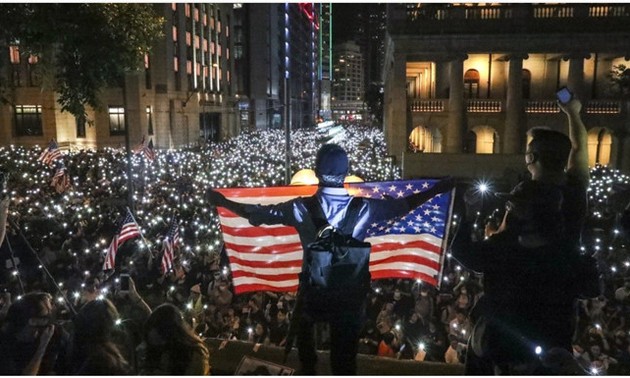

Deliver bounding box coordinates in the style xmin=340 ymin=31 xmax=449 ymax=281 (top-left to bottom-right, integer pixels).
xmin=556 ymin=87 xmax=573 ymax=105
xmin=119 ymin=274 xmax=130 ymax=292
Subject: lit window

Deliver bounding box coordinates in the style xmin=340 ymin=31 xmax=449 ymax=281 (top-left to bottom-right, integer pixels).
xmin=186 ymin=32 xmax=192 ymax=46
xmin=172 ymin=26 xmax=178 ymax=41
xmin=108 ymin=106 xmax=126 ymax=135
xmin=28 ymin=55 xmax=39 ymax=64
xmin=187 ymin=60 xmax=193 ymax=74
xmin=185 ymin=4 xmax=191 ymax=17
xmin=14 ymin=105 xmax=43 ymax=136
xmin=144 ymin=53 xmax=150 ymax=69
xmin=173 ymin=56 xmax=179 ymax=72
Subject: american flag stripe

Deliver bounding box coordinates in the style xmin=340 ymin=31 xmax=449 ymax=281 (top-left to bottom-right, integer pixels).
xmin=216 ymin=179 xmax=453 ymax=294
xmin=161 ymin=218 xmax=180 ymax=274
xmin=103 ymin=211 xmax=141 ymax=271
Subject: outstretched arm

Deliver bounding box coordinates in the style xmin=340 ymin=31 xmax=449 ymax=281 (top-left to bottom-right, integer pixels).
xmin=559 ymin=98 xmax=589 ymax=188
xmin=206 ymin=188 xmax=251 ymax=219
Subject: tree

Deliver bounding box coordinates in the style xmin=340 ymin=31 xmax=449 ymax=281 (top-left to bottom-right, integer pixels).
xmin=0 ymin=4 xmax=164 ymax=120
xmin=609 ymin=64 xmax=630 ymax=99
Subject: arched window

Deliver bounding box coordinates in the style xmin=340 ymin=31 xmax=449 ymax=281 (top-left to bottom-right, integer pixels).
xmin=409 ymin=125 xmax=442 ymax=153
xmin=464 ymin=69 xmax=480 ymax=99
xmin=587 ymin=128 xmax=612 ymax=166
xmin=522 ymin=69 xmax=531 ymax=99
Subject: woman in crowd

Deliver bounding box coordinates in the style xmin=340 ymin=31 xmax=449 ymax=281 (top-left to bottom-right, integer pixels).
xmin=72 ymin=298 xmax=131 ymax=374
xmin=141 ymin=303 xmax=210 ymax=375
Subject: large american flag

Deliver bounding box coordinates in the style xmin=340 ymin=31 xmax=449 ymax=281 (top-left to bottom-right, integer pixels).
xmin=103 ymin=210 xmax=142 ymax=271
xmin=161 ymin=218 xmax=181 ymax=274
xmin=216 ymin=179 xmax=454 ymax=294
xmin=38 ymin=139 xmax=62 ymax=166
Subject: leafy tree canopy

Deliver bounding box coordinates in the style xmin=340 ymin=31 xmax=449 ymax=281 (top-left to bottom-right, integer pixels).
xmin=0 ymin=3 xmax=164 ymax=119
xmin=609 ymin=64 xmax=630 ymax=99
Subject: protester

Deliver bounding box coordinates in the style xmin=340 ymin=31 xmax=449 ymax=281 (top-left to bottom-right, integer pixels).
xmin=0 ymin=123 xmax=629 ymax=374
xmin=206 ymin=143 xmax=453 ymax=375
xmin=0 ymin=292 xmax=71 ymax=375
xmin=140 ymin=303 xmax=210 ymax=375
xmin=71 ymin=298 xmax=131 ymax=374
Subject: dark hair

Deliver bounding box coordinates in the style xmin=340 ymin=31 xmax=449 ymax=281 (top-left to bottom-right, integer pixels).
xmin=3 ymin=292 xmax=52 ymax=333
xmin=72 ymin=299 xmax=129 ymax=374
xmin=144 ymin=303 xmax=209 ymax=375
xmin=527 ymin=128 xmax=571 ymax=171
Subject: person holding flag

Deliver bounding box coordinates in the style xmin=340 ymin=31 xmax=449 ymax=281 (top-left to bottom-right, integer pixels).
xmin=206 ymin=143 xmax=454 ymax=375
xmin=161 ymin=217 xmax=180 ymax=274
xmin=38 ymin=139 xmax=62 ymax=167
xmin=133 ymin=136 xmax=156 ymax=162
xmin=103 ymin=209 xmax=142 ymax=271
xmin=50 ymin=162 xmax=71 ymax=194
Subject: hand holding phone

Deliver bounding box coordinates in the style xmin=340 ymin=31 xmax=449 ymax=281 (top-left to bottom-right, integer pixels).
xmin=556 ymin=87 xmax=573 ymax=105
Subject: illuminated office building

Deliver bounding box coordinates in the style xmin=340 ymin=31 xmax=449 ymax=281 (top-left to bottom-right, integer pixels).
xmin=0 ymin=3 xmax=237 ymax=149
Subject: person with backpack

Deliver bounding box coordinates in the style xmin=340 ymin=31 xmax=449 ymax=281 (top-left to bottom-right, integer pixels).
xmin=206 ymin=143 xmax=453 ymax=375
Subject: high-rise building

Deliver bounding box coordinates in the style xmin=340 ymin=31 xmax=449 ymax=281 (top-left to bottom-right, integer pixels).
xmin=236 ymin=3 xmax=319 ymax=131
xmin=0 ymin=3 xmax=238 ymax=149
xmin=332 ymin=41 xmax=366 ymax=121
xmin=318 ymin=3 xmax=333 ymax=121
xmin=383 ymin=3 xmax=630 ymax=178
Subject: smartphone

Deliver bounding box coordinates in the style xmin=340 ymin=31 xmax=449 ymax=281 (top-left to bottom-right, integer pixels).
xmin=119 ymin=274 xmax=130 ymax=292
xmin=556 ymin=87 xmax=573 ymax=105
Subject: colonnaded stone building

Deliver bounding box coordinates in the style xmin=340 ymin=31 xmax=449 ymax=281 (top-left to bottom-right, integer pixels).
xmin=383 ymin=3 xmax=630 ymax=181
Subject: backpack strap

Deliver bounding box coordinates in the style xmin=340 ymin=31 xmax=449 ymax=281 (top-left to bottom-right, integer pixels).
xmin=303 ymin=195 xmax=364 ymax=236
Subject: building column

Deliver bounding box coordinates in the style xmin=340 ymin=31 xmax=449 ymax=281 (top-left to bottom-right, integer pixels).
xmin=567 ymin=53 xmax=590 ymax=101
xmin=504 ymin=54 xmax=527 ymax=154
xmin=435 ymin=60 xmax=450 ymax=99
xmin=445 ymin=55 xmax=467 ymax=153
xmin=384 ymin=52 xmax=408 ymax=161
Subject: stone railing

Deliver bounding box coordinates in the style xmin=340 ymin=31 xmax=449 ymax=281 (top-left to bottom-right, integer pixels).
xmin=525 ymin=100 xmax=558 ymax=113
xmin=392 ymin=3 xmax=630 ymax=34
xmin=409 ymin=98 xmax=623 ymax=114
xmin=467 ymin=99 xmax=502 ymax=112
xmin=409 ymin=99 xmax=444 ymax=112
xmin=585 ymin=100 xmax=622 ymax=114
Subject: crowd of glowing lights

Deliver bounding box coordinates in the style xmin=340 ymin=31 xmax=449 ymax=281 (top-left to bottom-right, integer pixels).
xmin=0 ymin=125 xmax=399 ymax=292
xmin=2 ymin=125 xmax=630 ymax=374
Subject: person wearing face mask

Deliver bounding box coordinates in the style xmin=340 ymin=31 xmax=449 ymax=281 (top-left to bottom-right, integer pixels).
xmin=0 ymin=292 xmax=71 ymax=375
xmin=452 ymin=180 xmax=584 ymax=375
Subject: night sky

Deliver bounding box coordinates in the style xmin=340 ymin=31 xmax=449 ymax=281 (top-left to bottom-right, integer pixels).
xmin=332 ymin=3 xmax=362 ymax=44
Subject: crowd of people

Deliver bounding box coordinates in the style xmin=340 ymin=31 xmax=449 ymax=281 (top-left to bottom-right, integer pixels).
xmin=0 ymin=121 xmax=629 ymax=374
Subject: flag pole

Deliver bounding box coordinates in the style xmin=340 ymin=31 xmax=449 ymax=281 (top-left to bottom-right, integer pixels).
xmin=126 ymin=207 xmax=155 ymax=259
xmin=122 ymin=78 xmax=136 ymax=215
xmin=8 ymin=219 xmax=77 ymax=315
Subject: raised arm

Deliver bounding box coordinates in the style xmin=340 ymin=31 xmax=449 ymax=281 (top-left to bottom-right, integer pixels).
xmin=559 ymin=98 xmax=589 ymax=188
